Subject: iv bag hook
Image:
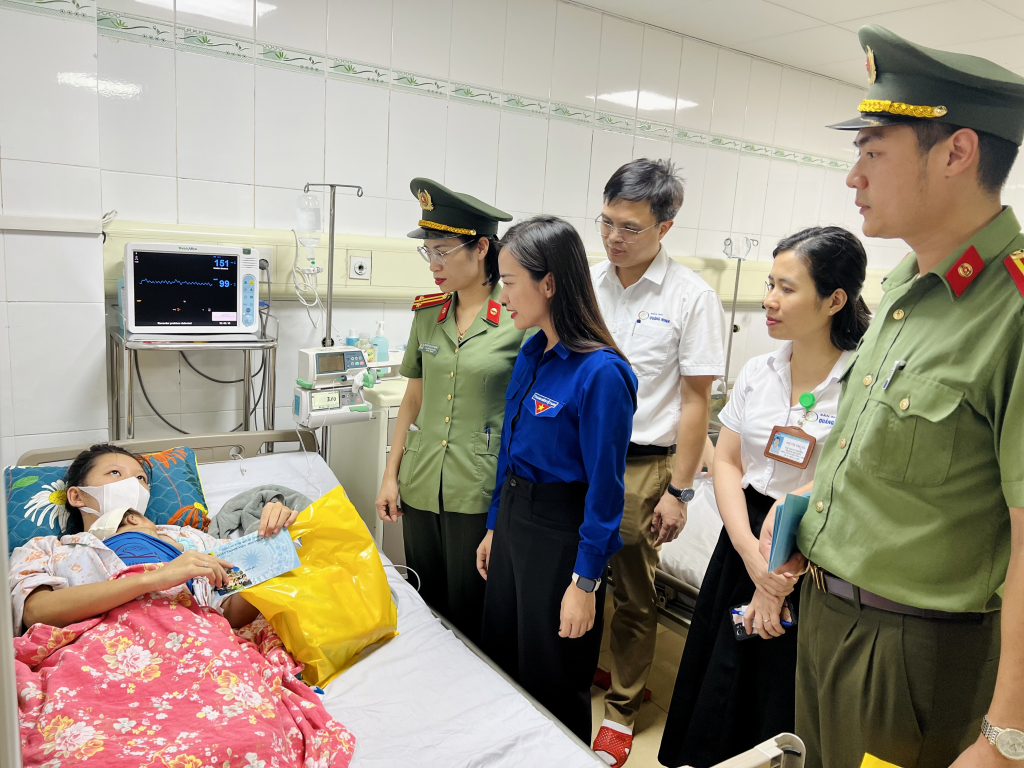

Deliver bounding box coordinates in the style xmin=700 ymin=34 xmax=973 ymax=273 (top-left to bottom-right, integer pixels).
xmin=723 ymin=236 xmax=758 ymax=384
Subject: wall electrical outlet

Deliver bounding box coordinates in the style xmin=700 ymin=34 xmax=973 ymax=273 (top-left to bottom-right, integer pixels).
xmin=350 ymin=254 xmax=371 ymax=280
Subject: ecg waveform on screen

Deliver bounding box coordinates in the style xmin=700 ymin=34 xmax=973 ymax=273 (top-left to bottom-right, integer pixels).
xmin=139 ymin=279 xmax=218 ymax=287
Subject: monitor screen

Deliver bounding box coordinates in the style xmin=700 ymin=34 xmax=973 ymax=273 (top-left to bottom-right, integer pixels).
xmin=133 ymin=251 xmax=237 ymax=327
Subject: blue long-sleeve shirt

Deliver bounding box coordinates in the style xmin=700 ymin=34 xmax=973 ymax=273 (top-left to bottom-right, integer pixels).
xmin=487 ymin=332 xmax=638 ymax=579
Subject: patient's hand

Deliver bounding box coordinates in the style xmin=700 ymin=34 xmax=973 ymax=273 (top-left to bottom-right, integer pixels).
xmin=146 ymin=551 xmax=235 ymax=592
xmin=258 ymin=501 xmax=298 ymax=538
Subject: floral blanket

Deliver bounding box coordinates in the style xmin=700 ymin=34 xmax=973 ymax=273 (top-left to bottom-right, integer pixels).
xmin=15 ymin=565 xmax=355 ymax=768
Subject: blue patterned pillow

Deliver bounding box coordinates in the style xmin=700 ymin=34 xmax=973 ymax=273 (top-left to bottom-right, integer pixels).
xmin=5 ymin=446 xmax=209 ymax=554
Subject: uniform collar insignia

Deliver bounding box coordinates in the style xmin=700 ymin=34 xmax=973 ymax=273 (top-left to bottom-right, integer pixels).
xmin=436 ymin=296 xmax=453 ymax=323
xmin=484 ymin=299 xmax=501 ymax=327
xmin=944 ymin=245 xmax=985 ymax=298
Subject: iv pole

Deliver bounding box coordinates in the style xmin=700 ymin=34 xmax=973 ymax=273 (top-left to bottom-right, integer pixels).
xmin=303 ymin=182 xmax=364 ymax=459
xmin=722 ymin=236 xmax=757 ymax=386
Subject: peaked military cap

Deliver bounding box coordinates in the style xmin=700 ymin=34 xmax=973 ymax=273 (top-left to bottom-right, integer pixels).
xmin=407 ymin=178 xmax=512 ymax=239
xmin=829 ymin=25 xmax=1024 ymax=146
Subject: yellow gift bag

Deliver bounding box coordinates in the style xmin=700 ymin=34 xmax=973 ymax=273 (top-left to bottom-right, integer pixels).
xmin=241 ymin=486 xmax=398 ymax=687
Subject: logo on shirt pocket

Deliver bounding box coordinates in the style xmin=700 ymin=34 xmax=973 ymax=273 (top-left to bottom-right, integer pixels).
xmin=532 ymin=393 xmax=562 ymax=417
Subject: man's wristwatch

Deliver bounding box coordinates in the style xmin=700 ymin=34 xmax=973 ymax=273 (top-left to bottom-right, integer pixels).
xmin=982 ymin=715 xmax=1024 ymax=760
xmin=571 ymin=573 xmax=601 ymax=593
xmin=667 ymin=483 xmax=695 ymax=503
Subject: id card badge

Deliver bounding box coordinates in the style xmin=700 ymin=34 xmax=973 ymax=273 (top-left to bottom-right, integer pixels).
xmin=764 ymin=426 xmax=816 ymax=469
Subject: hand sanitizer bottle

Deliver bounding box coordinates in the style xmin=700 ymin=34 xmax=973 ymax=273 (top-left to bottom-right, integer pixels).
xmin=372 ymin=320 xmax=388 ymax=363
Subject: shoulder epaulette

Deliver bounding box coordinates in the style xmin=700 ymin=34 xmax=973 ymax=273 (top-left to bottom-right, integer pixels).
xmin=1004 ymin=249 xmax=1024 ymax=298
xmin=411 ymin=292 xmax=451 ymax=311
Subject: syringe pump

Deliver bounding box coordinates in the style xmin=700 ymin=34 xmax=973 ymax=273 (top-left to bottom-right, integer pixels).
xmin=293 ymin=346 xmax=374 ymax=428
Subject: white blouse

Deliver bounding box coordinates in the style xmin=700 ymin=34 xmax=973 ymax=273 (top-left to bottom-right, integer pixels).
xmin=719 ymin=342 xmax=852 ymax=499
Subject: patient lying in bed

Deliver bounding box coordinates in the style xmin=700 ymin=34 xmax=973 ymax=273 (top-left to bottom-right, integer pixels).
xmin=9 ymin=443 xmax=356 ymax=767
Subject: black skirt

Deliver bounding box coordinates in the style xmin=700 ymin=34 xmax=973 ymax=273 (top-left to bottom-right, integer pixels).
xmin=658 ymin=486 xmax=802 ymax=768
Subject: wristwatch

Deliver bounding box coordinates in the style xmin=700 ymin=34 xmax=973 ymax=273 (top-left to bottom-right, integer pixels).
xmin=667 ymin=483 xmax=695 ymax=503
xmin=571 ymin=573 xmax=601 ymax=593
xmin=982 ymin=715 xmax=1024 ymax=760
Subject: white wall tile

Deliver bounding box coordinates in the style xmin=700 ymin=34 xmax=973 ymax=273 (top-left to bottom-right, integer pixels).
xmin=0 ymin=10 xmax=99 ymax=167
xmin=255 ymin=186 xmax=325 ymax=231
xmin=818 ymin=170 xmax=850 ymax=227
xmin=802 ymin=76 xmax=838 ymax=156
xmin=386 ymin=198 xmax=423 ymax=238
xmin=731 ymin=156 xmax=770 ymax=234
xmin=495 ymin=112 xmax=548 ymax=213
xmin=774 ymin=69 xmax=810 ymax=150
xmin=450 ymin=0 xmax=506 ymax=89
xmin=387 ymin=91 xmax=448 ymax=200
xmin=0 ymin=303 xmax=13 ymax=438
xmin=829 ymin=84 xmax=865 ymax=160
xmin=633 ymin=137 xmax=672 ymax=162
xmin=637 ymin=27 xmax=682 ymax=126
xmin=98 ymin=37 xmax=176 ymax=177
xmin=176 ymin=53 xmax=255 ymax=185
xmin=176 ymin=0 xmax=255 ymax=39
xmin=549 ymin=2 xmax=601 ymax=107
xmin=595 ymin=15 xmax=644 ymax=117
xmin=179 ymin=349 xmax=246 ymax=414
xmin=0 ymin=237 xmax=5 ymax=301
xmin=180 ymin=410 xmax=245 ymax=433
xmin=325 ymin=80 xmax=390 ymax=199
xmin=743 ymin=60 xmax=782 ymax=145
xmin=676 ymin=38 xmax=717 ymax=132
xmin=502 ymin=0 xmax=556 ymax=98
xmin=0 ymin=160 xmax=100 ymax=219
xmin=542 ymin=120 xmax=592 ymax=217
xmin=255 ymin=67 xmax=326 ymax=189
xmin=1 ymin=437 xmax=15 ymax=467
xmin=391 ymin=0 xmax=452 ymax=76
xmin=326 ymin=0 xmax=393 ymax=64
xmin=662 ymin=225 xmax=698 ymax=258
xmin=101 ymin=171 xmax=177 ymax=223
xmin=791 ymin=165 xmax=826 ymax=230
xmin=336 ymin=193 xmax=387 ymax=237
xmin=761 ymin=160 xmax=799 ymax=237
xmin=102 ymin=0 xmax=173 ymax=21
xmin=695 ymin=228 xmax=732 ymax=260
xmin=671 ymin=143 xmax=707 ymax=230
xmin=444 ymin=102 xmax=500 ymax=205
xmin=256 ymin=0 xmax=327 ymax=52
xmin=697 ymin=149 xmax=739 ymax=232
xmin=178 ymin=179 xmax=254 ymax=227
xmin=5 ymin=233 xmax=103 ymax=303
xmin=15 ymin=430 xmax=110 ymax=460
xmin=132 ymin=351 xmax=181 ymax=418
xmin=709 ymin=50 xmax=751 ymax=138
xmin=8 ymin=302 xmax=106 ymax=434
xmin=383 ymin=300 xmax=416 ymax=353
xmin=128 ymin=414 xmax=183 ymax=440
xmin=585 ymin=129 xmax=635 ymax=220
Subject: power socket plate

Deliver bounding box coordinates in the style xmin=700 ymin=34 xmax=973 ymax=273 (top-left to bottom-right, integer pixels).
xmin=350 ymin=254 xmax=371 ymax=280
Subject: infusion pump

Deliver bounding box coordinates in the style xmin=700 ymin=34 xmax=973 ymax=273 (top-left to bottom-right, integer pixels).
xmin=293 ymin=346 xmax=374 ymax=428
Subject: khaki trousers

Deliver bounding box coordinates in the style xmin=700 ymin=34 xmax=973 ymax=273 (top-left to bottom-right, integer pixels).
xmin=603 ymin=453 xmax=673 ymax=728
xmin=796 ymin=582 xmax=1000 ymax=768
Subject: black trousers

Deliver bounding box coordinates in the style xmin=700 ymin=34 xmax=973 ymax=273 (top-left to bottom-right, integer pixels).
xmin=401 ymin=500 xmax=489 ymax=645
xmin=480 ymin=474 xmax=606 ymax=744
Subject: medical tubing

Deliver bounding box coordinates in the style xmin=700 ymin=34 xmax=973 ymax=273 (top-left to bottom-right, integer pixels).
xmin=180 ymin=352 xmax=264 ymax=384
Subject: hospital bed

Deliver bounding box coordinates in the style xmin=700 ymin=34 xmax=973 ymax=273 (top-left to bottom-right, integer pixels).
xmin=3 ymin=429 xmax=605 ymax=768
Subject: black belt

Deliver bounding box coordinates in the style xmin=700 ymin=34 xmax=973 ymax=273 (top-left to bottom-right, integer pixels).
xmin=809 ymin=564 xmax=985 ymax=622
xmin=627 ymin=442 xmax=676 ymax=457
xmin=505 ymin=473 xmax=588 ymax=504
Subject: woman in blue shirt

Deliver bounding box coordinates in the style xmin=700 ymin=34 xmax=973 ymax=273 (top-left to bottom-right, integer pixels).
xmin=475 ymin=215 xmax=637 ymax=743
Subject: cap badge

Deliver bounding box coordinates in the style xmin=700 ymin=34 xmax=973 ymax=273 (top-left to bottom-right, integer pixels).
xmin=865 ymin=45 xmax=877 ymax=84
xmin=417 ymin=189 xmax=434 ymax=211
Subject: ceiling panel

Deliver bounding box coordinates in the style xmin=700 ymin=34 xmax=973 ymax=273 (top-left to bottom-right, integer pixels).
xmin=983 ymin=0 xmax=1024 ymax=22
xmin=765 ymin=0 xmax=947 ymax=23
xmin=837 ymin=0 xmax=1024 ymax=46
xmin=744 ymin=25 xmax=861 ymax=68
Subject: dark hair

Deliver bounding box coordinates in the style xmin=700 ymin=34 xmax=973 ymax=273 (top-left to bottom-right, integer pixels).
xmin=62 ymin=443 xmax=149 ymax=534
xmin=911 ymin=122 xmax=1018 ymax=194
xmin=455 ymin=234 xmax=501 ymax=286
xmin=603 ymin=158 xmax=685 ymax=222
xmin=773 ymin=226 xmax=871 ymax=352
xmin=501 ymin=216 xmax=625 ymax=358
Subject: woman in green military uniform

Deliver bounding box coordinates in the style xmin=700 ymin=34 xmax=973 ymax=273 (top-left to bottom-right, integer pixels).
xmin=375 ymin=178 xmax=525 ymax=643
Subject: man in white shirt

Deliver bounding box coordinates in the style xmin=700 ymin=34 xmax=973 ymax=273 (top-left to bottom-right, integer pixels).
xmin=590 ymin=159 xmax=726 ymax=768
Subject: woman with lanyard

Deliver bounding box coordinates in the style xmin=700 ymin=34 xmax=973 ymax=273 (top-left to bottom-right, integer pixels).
xmin=659 ymin=226 xmax=871 ymax=768
xmin=375 ymin=178 xmax=525 ymax=644
xmin=475 ymin=215 xmax=638 ymax=743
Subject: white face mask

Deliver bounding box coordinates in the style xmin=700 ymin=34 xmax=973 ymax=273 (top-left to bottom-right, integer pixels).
xmin=76 ymin=477 xmax=151 ymax=541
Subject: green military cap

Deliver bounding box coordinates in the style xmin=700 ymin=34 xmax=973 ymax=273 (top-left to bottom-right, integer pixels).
xmin=829 ymin=25 xmax=1024 ymax=146
xmin=407 ymin=178 xmax=512 ymax=239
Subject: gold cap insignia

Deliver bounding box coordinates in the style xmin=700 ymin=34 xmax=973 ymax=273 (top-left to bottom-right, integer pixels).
xmin=417 ymin=189 xmax=434 ymax=211
xmin=866 ymin=45 xmax=877 ymax=85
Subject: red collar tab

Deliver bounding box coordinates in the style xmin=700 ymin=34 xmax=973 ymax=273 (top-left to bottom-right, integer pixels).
xmin=411 ymin=292 xmax=451 ymax=312
xmin=1005 ymin=249 xmax=1024 ymax=298
xmin=484 ymin=300 xmax=501 ymax=327
xmin=436 ymin=297 xmax=453 ymax=324
xmin=945 ymin=245 xmax=985 ymax=298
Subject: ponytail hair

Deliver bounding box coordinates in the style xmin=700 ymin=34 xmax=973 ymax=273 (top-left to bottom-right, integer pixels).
xmin=773 ymin=226 xmax=871 ymax=352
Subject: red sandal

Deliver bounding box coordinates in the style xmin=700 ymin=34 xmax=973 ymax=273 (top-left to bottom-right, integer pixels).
xmin=593 ymin=725 xmax=633 ymax=768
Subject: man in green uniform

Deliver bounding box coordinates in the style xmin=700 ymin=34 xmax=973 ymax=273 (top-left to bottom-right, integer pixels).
xmin=760 ymin=25 xmax=1024 ymax=768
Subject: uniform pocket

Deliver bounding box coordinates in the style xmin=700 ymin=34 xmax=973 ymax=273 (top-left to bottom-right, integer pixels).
xmin=398 ymin=429 xmax=422 ymax=489
xmin=474 ymin=430 xmax=500 ymax=497
xmin=629 ymin=321 xmax=673 ymax=377
xmin=850 ymin=372 xmax=962 ymax=486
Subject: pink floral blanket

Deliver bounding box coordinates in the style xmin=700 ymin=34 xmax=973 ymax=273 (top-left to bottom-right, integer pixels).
xmin=14 ymin=565 xmax=355 ymax=768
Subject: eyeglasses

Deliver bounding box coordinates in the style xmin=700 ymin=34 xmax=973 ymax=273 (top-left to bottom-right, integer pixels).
xmin=417 ymin=240 xmax=473 ymax=266
xmin=595 ymin=216 xmax=660 ymax=244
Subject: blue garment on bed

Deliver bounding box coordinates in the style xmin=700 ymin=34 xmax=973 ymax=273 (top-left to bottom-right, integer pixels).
xmin=105 ymin=531 xmax=193 ymax=592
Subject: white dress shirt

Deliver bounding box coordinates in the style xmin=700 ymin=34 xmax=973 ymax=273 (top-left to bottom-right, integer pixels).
xmin=592 ymin=246 xmax=727 ymax=447
xmin=719 ymin=342 xmax=852 ymax=499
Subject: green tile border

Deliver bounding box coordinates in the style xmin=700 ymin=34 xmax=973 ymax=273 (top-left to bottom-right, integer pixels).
xmin=256 ymin=43 xmax=325 ymax=75
xmin=177 ymin=26 xmax=254 ymax=61
xmin=392 ymin=69 xmax=447 ymax=98
xmin=450 ymin=83 xmax=501 ymax=108
xmin=97 ymin=10 xmax=172 ymax=47
xmin=1 ymin=0 xmax=95 ymax=22
xmin=327 ymin=57 xmax=389 ymax=87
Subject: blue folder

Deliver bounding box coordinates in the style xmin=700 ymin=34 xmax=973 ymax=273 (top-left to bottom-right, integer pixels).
xmin=767 ymin=493 xmax=811 ymax=573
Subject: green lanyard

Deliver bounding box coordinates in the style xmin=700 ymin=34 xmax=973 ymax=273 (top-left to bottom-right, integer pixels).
xmin=797 ymin=392 xmax=816 ymax=428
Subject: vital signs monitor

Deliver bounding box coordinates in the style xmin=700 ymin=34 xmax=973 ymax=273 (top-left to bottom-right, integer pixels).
xmin=124 ymin=242 xmax=260 ymax=335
